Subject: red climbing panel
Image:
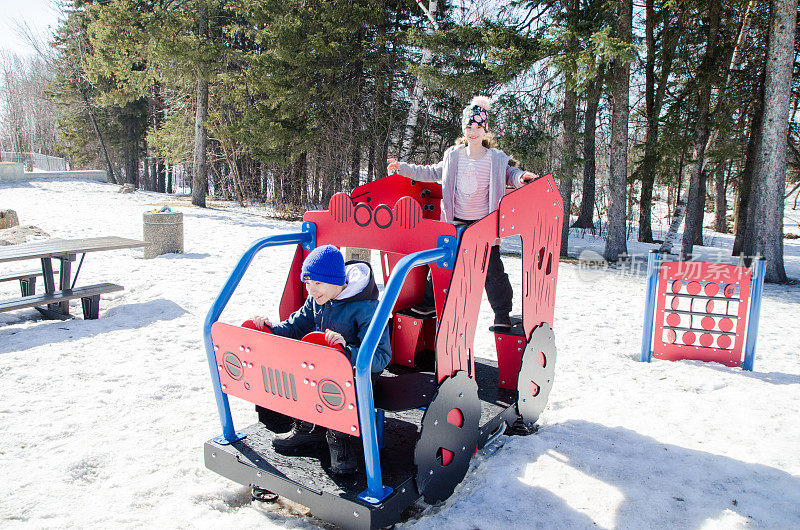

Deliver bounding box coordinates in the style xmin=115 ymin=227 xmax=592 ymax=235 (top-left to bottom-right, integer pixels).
xmin=652 ymin=261 xmax=752 ymax=366
xmin=497 ymin=174 xmax=562 ymax=339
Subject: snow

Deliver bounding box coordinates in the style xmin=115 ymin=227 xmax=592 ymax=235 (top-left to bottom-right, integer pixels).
xmin=1 ymin=178 xmax=798 ymax=529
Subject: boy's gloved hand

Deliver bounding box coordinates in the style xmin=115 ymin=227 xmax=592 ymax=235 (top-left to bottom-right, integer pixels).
xmin=252 ymin=315 xmax=272 ymax=329
xmin=324 ymin=329 xmax=346 ymax=349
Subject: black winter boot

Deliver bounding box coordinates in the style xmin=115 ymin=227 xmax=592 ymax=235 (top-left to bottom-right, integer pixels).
xmin=272 ymin=420 xmax=326 ymax=452
xmin=326 ymin=429 xmax=357 ymax=475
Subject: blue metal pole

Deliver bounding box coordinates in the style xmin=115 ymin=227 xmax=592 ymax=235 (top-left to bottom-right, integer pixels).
xmin=640 ymin=251 xmax=663 ymax=363
xmin=203 ymin=229 xmax=315 ymax=444
xmin=742 ymin=258 xmax=766 ymax=372
xmin=355 ymin=246 xmax=453 ymax=504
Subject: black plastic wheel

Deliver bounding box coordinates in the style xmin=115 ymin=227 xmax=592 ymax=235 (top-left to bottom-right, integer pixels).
xmin=516 ymin=324 xmax=557 ymax=427
xmin=413 ymin=371 xmax=481 ymax=504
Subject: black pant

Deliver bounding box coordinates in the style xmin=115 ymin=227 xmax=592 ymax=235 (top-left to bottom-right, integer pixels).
xmin=422 ymin=218 xmax=513 ymax=319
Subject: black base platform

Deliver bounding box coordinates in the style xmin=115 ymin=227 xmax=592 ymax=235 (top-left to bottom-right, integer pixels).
xmin=204 ymin=358 xmax=521 ymax=529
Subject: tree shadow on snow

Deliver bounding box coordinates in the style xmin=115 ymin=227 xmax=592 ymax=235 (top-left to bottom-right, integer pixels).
xmin=0 ymin=299 xmax=187 ymax=355
xmin=463 ymin=419 xmax=800 ymax=529
xmin=695 ymin=360 xmax=800 ymax=386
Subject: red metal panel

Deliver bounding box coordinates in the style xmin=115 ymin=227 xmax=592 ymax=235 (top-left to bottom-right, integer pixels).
xmin=436 ymin=214 xmax=497 ymax=382
xmin=498 ymin=175 xmax=562 ymax=339
xmin=652 ymin=261 xmax=751 ymax=367
xmin=495 ymin=333 xmax=527 ymax=390
xmin=351 ymin=173 xmax=443 ymax=220
xmin=279 ymin=244 xmax=308 ymax=321
xmin=379 ymin=251 xmax=428 ymax=313
xmin=211 ymin=322 xmax=361 ymax=436
xmin=304 ymin=194 xmax=455 ymax=319
xmin=391 ymin=313 xmax=435 ymax=367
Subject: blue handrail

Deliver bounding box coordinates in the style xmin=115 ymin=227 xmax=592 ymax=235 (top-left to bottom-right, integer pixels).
xmin=203 ymin=229 xmax=315 ymax=443
xmin=640 ymin=251 xmax=663 ymax=362
xmin=742 ymin=258 xmax=766 ymax=371
xmin=354 ymin=245 xmax=454 ymax=504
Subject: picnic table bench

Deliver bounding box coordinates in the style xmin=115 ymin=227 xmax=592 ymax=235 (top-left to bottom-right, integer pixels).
xmin=0 ymin=236 xmax=147 ymax=320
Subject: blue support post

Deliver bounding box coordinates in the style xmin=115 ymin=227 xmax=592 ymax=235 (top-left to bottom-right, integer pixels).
xmin=742 ymin=258 xmax=766 ymax=372
xmin=354 ymin=241 xmax=456 ymax=505
xmin=640 ymin=251 xmax=663 ymax=363
xmin=203 ymin=226 xmax=316 ymax=445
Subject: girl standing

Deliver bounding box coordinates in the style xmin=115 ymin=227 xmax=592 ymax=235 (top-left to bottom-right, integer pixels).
xmin=387 ymin=96 xmax=539 ymax=329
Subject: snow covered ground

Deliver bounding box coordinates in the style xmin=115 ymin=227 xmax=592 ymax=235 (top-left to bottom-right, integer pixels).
xmin=1 ymin=178 xmax=798 ymax=529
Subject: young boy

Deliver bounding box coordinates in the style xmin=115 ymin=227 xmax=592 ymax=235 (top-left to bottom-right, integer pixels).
xmin=250 ymin=244 xmax=391 ymax=475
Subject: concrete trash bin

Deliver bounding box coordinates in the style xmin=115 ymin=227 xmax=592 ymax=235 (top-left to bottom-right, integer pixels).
xmin=143 ymin=211 xmax=183 ymax=258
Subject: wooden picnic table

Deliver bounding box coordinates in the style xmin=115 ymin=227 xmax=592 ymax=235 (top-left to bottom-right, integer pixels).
xmin=0 ymin=236 xmax=148 ymax=320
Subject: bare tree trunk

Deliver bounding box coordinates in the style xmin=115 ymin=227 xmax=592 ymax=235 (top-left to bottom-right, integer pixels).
xmin=681 ymin=1 xmax=721 ymax=258
xmin=661 ymin=0 xmax=756 ymax=252
xmin=374 ymin=6 xmax=390 ymax=181
xmin=295 ymin=151 xmax=307 ymax=209
xmin=192 ymin=5 xmax=209 ymax=208
xmin=349 ymin=141 xmax=361 ymax=191
xmin=559 ymin=1 xmax=579 ymax=257
xmin=399 ymin=0 xmax=438 ymax=159
xmin=573 ymin=61 xmax=604 ymax=230
xmin=714 ymin=161 xmax=728 ymax=233
xmin=142 ymin=140 xmax=151 ymax=191
xmin=604 ymin=0 xmax=632 ymax=262
xmin=73 ymin=85 xmax=119 ymax=184
xmin=559 ymin=86 xmax=576 ymax=257
xmin=367 ymin=142 xmax=376 ymax=181
xmin=693 ymin=170 xmax=706 ymax=245
xmin=638 ymin=0 xmax=683 ymax=242
xmin=734 ymin=72 xmax=766 ymax=256
xmin=157 ymin=159 xmax=166 ymax=193
xmin=748 ymin=0 xmax=795 ymax=282
xmin=123 ymin=112 xmax=139 ymax=186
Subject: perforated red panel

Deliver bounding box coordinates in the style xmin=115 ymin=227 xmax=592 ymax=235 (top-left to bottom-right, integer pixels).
xmin=211 ymin=322 xmax=361 ymax=436
xmin=497 ymin=175 xmax=562 ymax=339
xmin=652 ymin=261 xmax=752 ymax=367
xmin=436 ymin=214 xmax=496 ymax=382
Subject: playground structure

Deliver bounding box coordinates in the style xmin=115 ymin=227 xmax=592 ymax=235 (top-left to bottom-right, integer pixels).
xmin=640 ymin=251 xmax=766 ymax=371
xmin=202 ymin=173 xmax=563 ymax=528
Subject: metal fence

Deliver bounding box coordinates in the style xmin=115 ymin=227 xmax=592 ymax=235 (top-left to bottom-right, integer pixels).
xmin=0 ymin=151 xmax=68 ymax=171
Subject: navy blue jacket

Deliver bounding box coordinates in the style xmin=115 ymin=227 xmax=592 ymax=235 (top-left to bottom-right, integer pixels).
xmin=271 ymin=261 xmax=392 ymax=373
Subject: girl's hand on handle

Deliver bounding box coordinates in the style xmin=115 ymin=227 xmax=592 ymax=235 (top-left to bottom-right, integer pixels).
xmin=387 ymin=158 xmax=400 ymax=173
xmin=324 ymin=329 xmax=346 ymax=349
xmin=521 ymin=172 xmax=539 ymax=184
xmin=253 ymin=315 xmax=272 ymax=329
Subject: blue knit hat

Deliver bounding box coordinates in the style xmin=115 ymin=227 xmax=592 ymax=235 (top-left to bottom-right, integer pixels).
xmin=300 ymin=244 xmax=346 ymax=285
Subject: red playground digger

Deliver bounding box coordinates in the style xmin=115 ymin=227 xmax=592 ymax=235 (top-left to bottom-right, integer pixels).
xmin=202 ymin=173 xmax=563 ymax=528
